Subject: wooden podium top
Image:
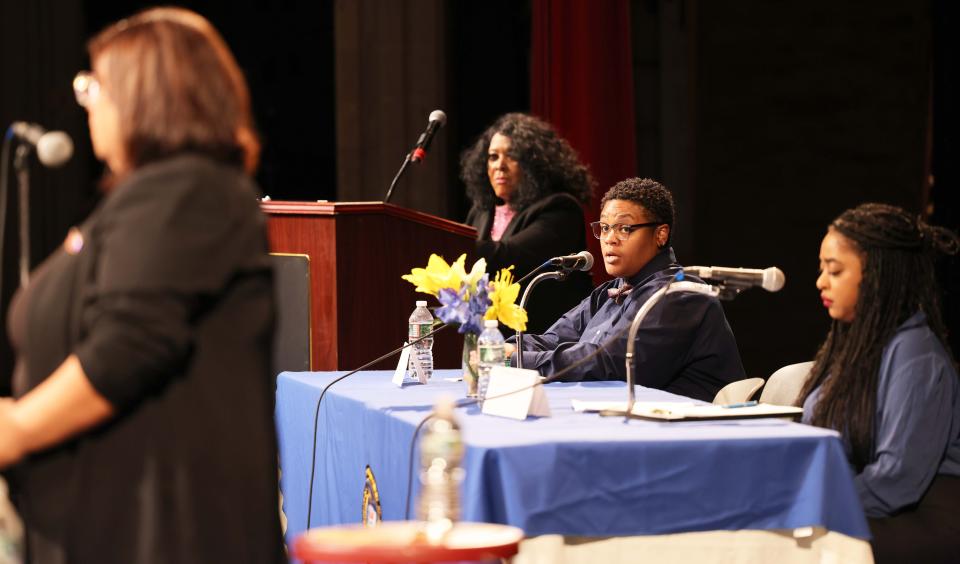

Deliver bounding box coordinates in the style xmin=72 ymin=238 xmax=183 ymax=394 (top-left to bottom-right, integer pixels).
xmin=260 ymin=200 xmax=475 ymax=371
xmin=259 ymin=200 xmax=476 ymax=237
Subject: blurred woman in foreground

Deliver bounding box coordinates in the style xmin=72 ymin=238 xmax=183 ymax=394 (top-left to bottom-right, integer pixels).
xmin=0 ymin=8 xmax=284 ymax=562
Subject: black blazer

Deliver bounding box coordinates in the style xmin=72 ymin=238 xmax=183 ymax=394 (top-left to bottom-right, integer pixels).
xmin=5 ymin=154 xmax=285 ymax=563
xmin=466 ymin=192 xmax=593 ymax=333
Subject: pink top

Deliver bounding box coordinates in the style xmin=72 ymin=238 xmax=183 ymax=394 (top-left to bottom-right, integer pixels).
xmin=490 ymin=204 xmax=516 ymax=241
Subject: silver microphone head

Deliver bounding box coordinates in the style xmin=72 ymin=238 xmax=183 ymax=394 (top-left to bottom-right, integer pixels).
xmin=428 ymin=109 xmax=447 ymax=126
xmin=761 ymin=267 xmax=786 ymax=292
xmin=36 ymin=131 xmax=73 ymax=167
xmin=576 ymin=251 xmax=594 ymax=271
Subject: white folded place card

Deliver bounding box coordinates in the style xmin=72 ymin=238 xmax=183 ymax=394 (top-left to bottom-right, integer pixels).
xmin=392 ymin=345 xmax=411 ymax=387
xmin=482 ymin=365 xmax=551 ymax=420
xmin=392 ymin=344 xmax=427 ymax=387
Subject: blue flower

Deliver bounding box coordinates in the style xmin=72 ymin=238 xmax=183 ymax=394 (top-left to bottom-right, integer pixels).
xmin=435 ymin=286 xmax=469 ymax=328
xmin=433 ymin=276 xmax=492 ymax=335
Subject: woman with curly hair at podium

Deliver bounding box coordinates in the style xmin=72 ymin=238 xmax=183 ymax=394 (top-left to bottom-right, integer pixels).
xmin=0 ymin=8 xmax=285 ymax=563
xmin=461 ymin=113 xmax=595 ymax=333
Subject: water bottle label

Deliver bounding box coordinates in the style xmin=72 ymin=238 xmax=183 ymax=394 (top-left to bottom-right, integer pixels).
xmin=409 ymin=322 xmax=432 ymax=340
xmin=479 ymin=345 xmax=503 ymax=363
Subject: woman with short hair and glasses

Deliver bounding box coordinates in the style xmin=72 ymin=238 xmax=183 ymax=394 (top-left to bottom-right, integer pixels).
xmin=0 ymin=7 xmax=284 ymax=563
xmin=506 ymin=178 xmax=745 ymax=402
xmin=461 ymin=113 xmax=594 ymax=333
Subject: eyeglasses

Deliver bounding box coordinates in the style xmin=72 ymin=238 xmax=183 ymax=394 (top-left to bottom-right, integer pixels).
xmin=590 ymin=221 xmax=661 ymax=240
xmin=73 ymin=71 xmax=101 ymax=108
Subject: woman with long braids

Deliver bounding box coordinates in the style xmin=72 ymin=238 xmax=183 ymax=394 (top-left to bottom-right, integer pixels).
xmin=801 ymin=203 xmax=960 ymax=562
xmin=461 ymin=113 xmax=595 ymax=333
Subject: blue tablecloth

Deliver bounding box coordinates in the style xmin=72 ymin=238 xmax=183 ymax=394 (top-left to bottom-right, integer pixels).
xmin=277 ymin=370 xmax=870 ymax=545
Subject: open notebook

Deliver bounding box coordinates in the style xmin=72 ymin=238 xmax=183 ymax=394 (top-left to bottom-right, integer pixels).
xmin=571 ymin=400 xmax=803 ymax=421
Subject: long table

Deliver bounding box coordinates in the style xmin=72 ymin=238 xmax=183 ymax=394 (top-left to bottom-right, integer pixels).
xmin=277 ymin=370 xmax=872 ymax=562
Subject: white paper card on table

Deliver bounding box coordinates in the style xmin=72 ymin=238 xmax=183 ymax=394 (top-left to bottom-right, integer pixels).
xmin=394 ymin=342 xmax=429 ymax=387
xmin=392 ymin=344 xmax=416 ymax=387
xmin=482 ymin=365 xmax=551 ymax=420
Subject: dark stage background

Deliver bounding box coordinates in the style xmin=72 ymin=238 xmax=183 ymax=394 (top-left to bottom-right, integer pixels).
xmin=1 ymin=0 xmax=957 ymax=391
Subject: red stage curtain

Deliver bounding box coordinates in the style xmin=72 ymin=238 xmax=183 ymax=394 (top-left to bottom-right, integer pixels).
xmin=531 ymin=0 xmax=638 ymax=284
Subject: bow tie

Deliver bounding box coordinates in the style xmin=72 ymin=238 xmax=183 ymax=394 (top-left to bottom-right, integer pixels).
xmin=607 ymin=282 xmax=634 ymax=304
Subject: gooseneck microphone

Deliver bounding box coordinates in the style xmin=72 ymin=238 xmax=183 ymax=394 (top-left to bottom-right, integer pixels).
xmin=383 ymin=109 xmax=447 ymax=203
xmin=549 ymin=251 xmax=594 ymax=271
xmin=683 ymin=266 xmax=785 ymax=292
xmin=7 ymin=122 xmax=74 ymax=167
xmin=515 ymin=251 xmax=594 ymax=369
xmin=409 ymin=110 xmax=447 ymax=164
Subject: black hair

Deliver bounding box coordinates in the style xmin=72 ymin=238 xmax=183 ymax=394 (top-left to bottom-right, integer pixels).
xmin=460 ymin=113 xmax=594 ymax=212
xmin=600 ymin=178 xmax=675 ymax=243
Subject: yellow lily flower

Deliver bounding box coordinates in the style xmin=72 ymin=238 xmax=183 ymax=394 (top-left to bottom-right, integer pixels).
xmin=401 ymin=253 xmax=466 ymax=296
xmin=486 ymin=267 xmax=527 ymax=332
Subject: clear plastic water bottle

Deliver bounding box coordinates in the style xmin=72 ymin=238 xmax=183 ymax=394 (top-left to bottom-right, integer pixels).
xmin=408 ymin=300 xmax=434 ymax=380
xmin=417 ymin=396 xmax=464 ymax=543
xmin=477 ymin=319 xmax=505 ymax=405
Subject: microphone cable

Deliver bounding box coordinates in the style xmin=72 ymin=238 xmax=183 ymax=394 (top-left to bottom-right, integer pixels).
xmin=304 ymin=322 xmax=451 ymax=530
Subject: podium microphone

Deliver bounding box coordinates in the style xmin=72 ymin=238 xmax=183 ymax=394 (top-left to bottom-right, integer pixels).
xmin=409 ymin=110 xmax=447 ymax=163
xmin=383 ymin=109 xmax=447 ymax=203
xmin=7 ymin=122 xmax=74 ymax=167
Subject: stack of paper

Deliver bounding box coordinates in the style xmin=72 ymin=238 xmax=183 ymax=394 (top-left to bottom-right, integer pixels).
xmin=571 ymin=400 xmax=803 ymax=421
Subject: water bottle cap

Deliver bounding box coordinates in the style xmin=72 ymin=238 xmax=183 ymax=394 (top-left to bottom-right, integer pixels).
xmin=416 ymin=300 xmax=427 ymax=307
xmin=484 ymin=319 xmax=499 ymax=328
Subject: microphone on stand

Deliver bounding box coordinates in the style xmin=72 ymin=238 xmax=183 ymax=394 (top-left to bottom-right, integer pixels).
xmin=409 ymin=110 xmax=447 ymax=164
xmin=549 ymin=251 xmax=594 ymax=271
xmin=7 ymin=122 xmax=74 ymax=167
xmin=683 ymin=266 xmax=785 ymax=292
xmin=598 ymin=266 xmax=784 ymax=418
xmin=599 ymin=272 xmax=720 ymax=418
xmin=515 ymin=251 xmax=594 ymax=369
xmin=2 ymin=121 xmax=75 ymax=290
xmin=514 ymin=251 xmax=593 ymax=287
xmin=384 ymin=109 xmax=447 ymax=203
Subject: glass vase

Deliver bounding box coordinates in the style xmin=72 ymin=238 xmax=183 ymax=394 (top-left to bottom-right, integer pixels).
xmin=461 ymin=333 xmax=479 ymax=398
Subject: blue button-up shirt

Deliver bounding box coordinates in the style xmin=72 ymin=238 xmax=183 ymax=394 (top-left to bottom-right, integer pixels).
xmin=803 ymin=311 xmax=960 ymax=518
xmin=513 ymin=248 xmax=746 ymax=402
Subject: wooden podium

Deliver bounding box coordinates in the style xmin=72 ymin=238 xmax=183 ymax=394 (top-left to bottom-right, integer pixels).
xmin=260 ymin=201 xmax=475 ymax=371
